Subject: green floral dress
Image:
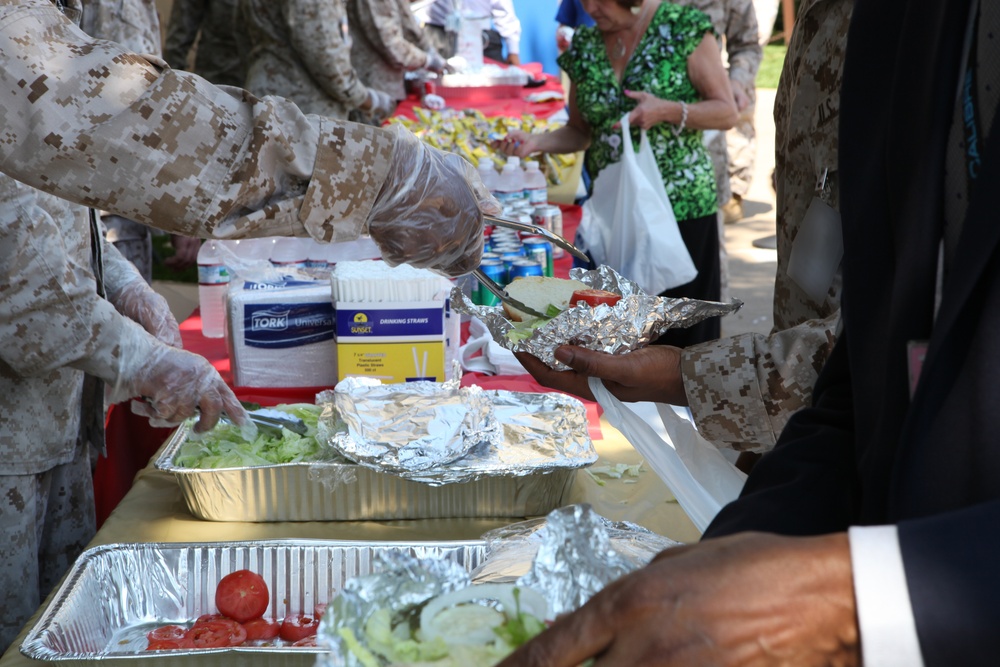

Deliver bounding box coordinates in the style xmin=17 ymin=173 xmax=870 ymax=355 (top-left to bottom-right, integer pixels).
xmin=557 ymin=3 xmax=718 ymax=222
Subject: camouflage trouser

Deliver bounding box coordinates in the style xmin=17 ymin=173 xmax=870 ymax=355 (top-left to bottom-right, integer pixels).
xmin=726 ymin=90 xmax=757 ymax=199
xmin=0 ymin=445 xmax=95 ymax=654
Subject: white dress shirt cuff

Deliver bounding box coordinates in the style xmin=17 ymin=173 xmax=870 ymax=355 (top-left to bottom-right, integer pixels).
xmin=848 ymin=525 xmax=925 ymax=667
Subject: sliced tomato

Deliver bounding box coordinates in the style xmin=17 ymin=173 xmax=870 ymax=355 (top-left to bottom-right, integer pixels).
xmin=147 ymin=625 xmax=187 ymax=643
xmin=570 ymin=289 xmax=621 ymax=308
xmin=313 ymin=602 xmax=328 ymax=620
xmin=146 ymin=638 xmax=191 ymax=651
xmin=242 ymin=617 xmax=280 ymax=641
xmin=279 ymin=613 xmax=320 ymax=643
xmin=215 ymin=570 xmax=270 ymax=623
xmin=193 ymin=613 xmax=227 ymax=626
xmin=292 ymin=635 xmax=318 ymax=647
xmin=185 ymin=618 xmax=247 ymax=648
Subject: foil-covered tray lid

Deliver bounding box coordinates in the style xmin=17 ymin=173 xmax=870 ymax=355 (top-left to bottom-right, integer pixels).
xmin=316 ymin=381 xmax=597 ymax=485
xmin=316 ymin=504 xmax=678 ymax=667
xmin=452 ymin=265 xmax=742 ymax=369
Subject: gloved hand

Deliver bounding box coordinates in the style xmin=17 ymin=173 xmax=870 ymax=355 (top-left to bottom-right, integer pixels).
xmin=425 ymin=51 xmax=447 ymax=74
xmin=112 ymin=279 xmax=183 ymax=348
xmin=107 ymin=321 xmax=252 ymax=435
xmin=366 ymin=124 xmax=502 ymax=277
xmin=365 ymin=87 xmax=397 ymax=121
xmin=103 ymin=243 xmax=183 ymax=348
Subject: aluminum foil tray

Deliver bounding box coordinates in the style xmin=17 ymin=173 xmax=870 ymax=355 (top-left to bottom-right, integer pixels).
xmin=154 ymin=425 xmax=577 ymax=522
xmin=21 ymin=539 xmax=486 ymax=666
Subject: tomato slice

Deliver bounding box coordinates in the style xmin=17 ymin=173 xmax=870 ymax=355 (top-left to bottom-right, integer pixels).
xmin=279 ymin=614 xmax=320 ymax=643
xmin=292 ymin=635 xmax=318 ymax=647
xmin=147 ymin=625 xmax=187 ymax=643
xmin=215 ymin=570 xmax=270 ymax=623
xmin=570 ymin=289 xmax=621 ymax=308
xmin=185 ymin=618 xmax=247 ymax=648
xmin=146 ymin=638 xmax=190 ymax=651
xmin=194 ymin=613 xmax=227 ymax=626
xmin=242 ymin=617 xmax=280 ymax=641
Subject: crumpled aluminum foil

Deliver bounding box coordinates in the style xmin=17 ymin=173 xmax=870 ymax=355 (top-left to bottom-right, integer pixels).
xmin=324 ymin=376 xmax=500 ymax=473
xmin=452 ymin=265 xmax=743 ymax=369
xmin=315 ymin=381 xmax=597 ymax=485
xmin=317 ymin=504 xmax=679 ymax=667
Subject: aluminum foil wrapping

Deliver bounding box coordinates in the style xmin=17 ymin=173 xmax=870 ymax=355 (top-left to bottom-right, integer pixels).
xmin=452 ymin=265 xmax=743 ymax=369
xmin=317 ymin=504 xmax=677 ymax=667
xmin=315 ymin=381 xmax=597 ymax=486
xmin=325 ymin=376 xmax=500 ymax=473
xmin=473 ymin=504 xmax=680 ymax=615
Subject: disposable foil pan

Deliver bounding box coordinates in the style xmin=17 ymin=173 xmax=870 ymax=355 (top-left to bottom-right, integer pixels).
xmin=21 ymin=539 xmax=486 ymax=666
xmin=154 ymin=425 xmax=578 ymax=522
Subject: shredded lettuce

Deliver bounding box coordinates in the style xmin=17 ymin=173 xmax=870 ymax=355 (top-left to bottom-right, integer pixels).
xmin=504 ymin=303 xmax=567 ymax=343
xmin=174 ymin=403 xmax=326 ymax=469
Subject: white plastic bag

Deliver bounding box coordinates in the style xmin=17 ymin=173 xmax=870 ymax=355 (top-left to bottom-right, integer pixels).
xmin=589 ymin=377 xmax=746 ymax=532
xmin=578 ymin=114 xmax=698 ymax=295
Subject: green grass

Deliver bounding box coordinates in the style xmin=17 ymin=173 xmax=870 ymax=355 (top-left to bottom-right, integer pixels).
xmin=757 ymin=43 xmax=787 ymax=90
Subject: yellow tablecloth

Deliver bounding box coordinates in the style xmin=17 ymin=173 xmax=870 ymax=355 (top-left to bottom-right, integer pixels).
xmin=0 ymin=417 xmax=699 ymax=665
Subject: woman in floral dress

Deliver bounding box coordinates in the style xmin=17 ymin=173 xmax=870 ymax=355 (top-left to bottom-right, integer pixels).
xmin=498 ymin=0 xmax=736 ymax=346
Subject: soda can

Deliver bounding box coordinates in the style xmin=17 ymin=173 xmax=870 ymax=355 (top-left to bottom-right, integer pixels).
xmin=499 ymin=248 xmax=526 ymax=278
xmin=522 ymin=236 xmax=553 ymax=277
xmin=481 ymin=251 xmax=502 ymax=262
xmin=508 ymin=258 xmax=544 ymax=281
xmin=475 ymin=258 xmax=506 ymax=306
xmin=530 ymin=204 xmax=556 ymax=233
xmin=542 ymin=205 xmax=566 ymax=257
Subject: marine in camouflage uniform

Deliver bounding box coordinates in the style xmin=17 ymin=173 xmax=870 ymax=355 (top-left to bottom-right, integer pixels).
xmin=0 ymin=180 xmax=155 ymax=650
xmin=238 ymin=0 xmax=371 ymax=119
xmin=679 ymin=0 xmax=853 ymax=452
xmin=82 ymin=0 xmax=163 ymax=283
xmin=163 ymin=0 xmax=247 ymax=87
xmin=346 ymin=0 xmax=435 ymax=102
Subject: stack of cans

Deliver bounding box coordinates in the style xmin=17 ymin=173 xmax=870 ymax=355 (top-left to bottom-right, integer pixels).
xmin=474 ymin=224 xmax=554 ymax=306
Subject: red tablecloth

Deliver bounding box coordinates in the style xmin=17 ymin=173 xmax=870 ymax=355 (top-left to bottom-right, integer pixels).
xmin=393 ymin=62 xmax=567 ymax=121
xmin=94 ymin=206 xmax=588 ymax=527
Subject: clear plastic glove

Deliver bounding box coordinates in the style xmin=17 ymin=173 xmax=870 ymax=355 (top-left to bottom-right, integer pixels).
xmin=365 ymin=87 xmax=397 ymax=121
xmin=366 ymin=124 xmax=501 ymax=277
xmin=107 ymin=322 xmax=252 ymax=434
xmin=112 ymin=280 xmax=183 ymax=348
xmin=425 ymin=51 xmax=448 ymax=74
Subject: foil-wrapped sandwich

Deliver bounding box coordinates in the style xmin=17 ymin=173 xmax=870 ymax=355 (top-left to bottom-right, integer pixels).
xmin=452 ymin=266 xmax=742 ymax=370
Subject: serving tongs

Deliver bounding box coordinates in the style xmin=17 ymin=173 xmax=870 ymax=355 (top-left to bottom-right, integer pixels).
xmin=474 ymin=215 xmax=590 ymax=319
xmin=484 ymin=215 xmax=589 ymax=263
xmin=221 ymin=403 xmax=309 ymax=438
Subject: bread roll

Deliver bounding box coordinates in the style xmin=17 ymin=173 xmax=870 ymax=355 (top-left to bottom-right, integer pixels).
xmin=502 ymin=276 xmax=589 ymax=322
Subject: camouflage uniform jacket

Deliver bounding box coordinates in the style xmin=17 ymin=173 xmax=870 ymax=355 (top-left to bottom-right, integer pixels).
xmin=0 ymin=178 xmax=145 ymax=474
xmin=674 ymin=0 xmax=762 ymax=204
xmin=680 ymin=0 xmax=853 ymax=452
xmin=346 ymin=0 xmax=433 ymax=100
xmin=239 ymin=0 xmax=370 ymax=118
xmin=163 ymin=0 xmax=247 ymax=87
xmin=0 ymin=0 xmax=395 ymax=245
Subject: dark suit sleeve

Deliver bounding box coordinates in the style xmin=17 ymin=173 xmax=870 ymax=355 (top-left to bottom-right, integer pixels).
xmin=897 ymin=502 xmax=1000 ymax=666
xmin=703 ymin=332 xmax=859 ymax=538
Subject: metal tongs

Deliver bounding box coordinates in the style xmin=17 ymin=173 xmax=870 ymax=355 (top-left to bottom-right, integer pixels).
xmin=221 ymin=403 xmax=309 ymax=438
xmin=473 ymin=215 xmax=590 ymax=319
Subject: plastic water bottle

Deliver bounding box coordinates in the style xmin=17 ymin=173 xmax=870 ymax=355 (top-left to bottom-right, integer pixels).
xmin=523 ymin=160 xmax=548 ymax=207
xmin=197 ymin=240 xmax=230 ymax=338
xmin=270 ymin=237 xmax=308 ymax=270
xmin=477 ymin=158 xmax=498 ymax=199
xmin=495 ymin=158 xmax=524 ymax=207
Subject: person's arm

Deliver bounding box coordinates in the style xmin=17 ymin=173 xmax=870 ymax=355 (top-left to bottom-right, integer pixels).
xmin=495 ymin=80 xmax=591 ymax=156
xmin=162 ymin=0 xmax=205 ymax=68
xmin=490 ymin=0 xmax=521 ymax=62
xmin=0 ymin=0 xmax=496 ymax=276
xmin=355 ymin=0 xmax=435 ymax=71
xmin=284 ymin=0 xmax=370 ymax=109
xmin=494 ymin=531 xmax=859 ymax=667
xmin=721 ymin=0 xmax=762 ymax=111
xmin=681 ymin=311 xmax=840 ymax=452
xmin=626 ymin=33 xmax=738 ymax=131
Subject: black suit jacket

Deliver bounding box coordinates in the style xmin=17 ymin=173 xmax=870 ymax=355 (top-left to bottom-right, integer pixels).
xmin=705 ymin=0 xmax=1000 ymax=663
